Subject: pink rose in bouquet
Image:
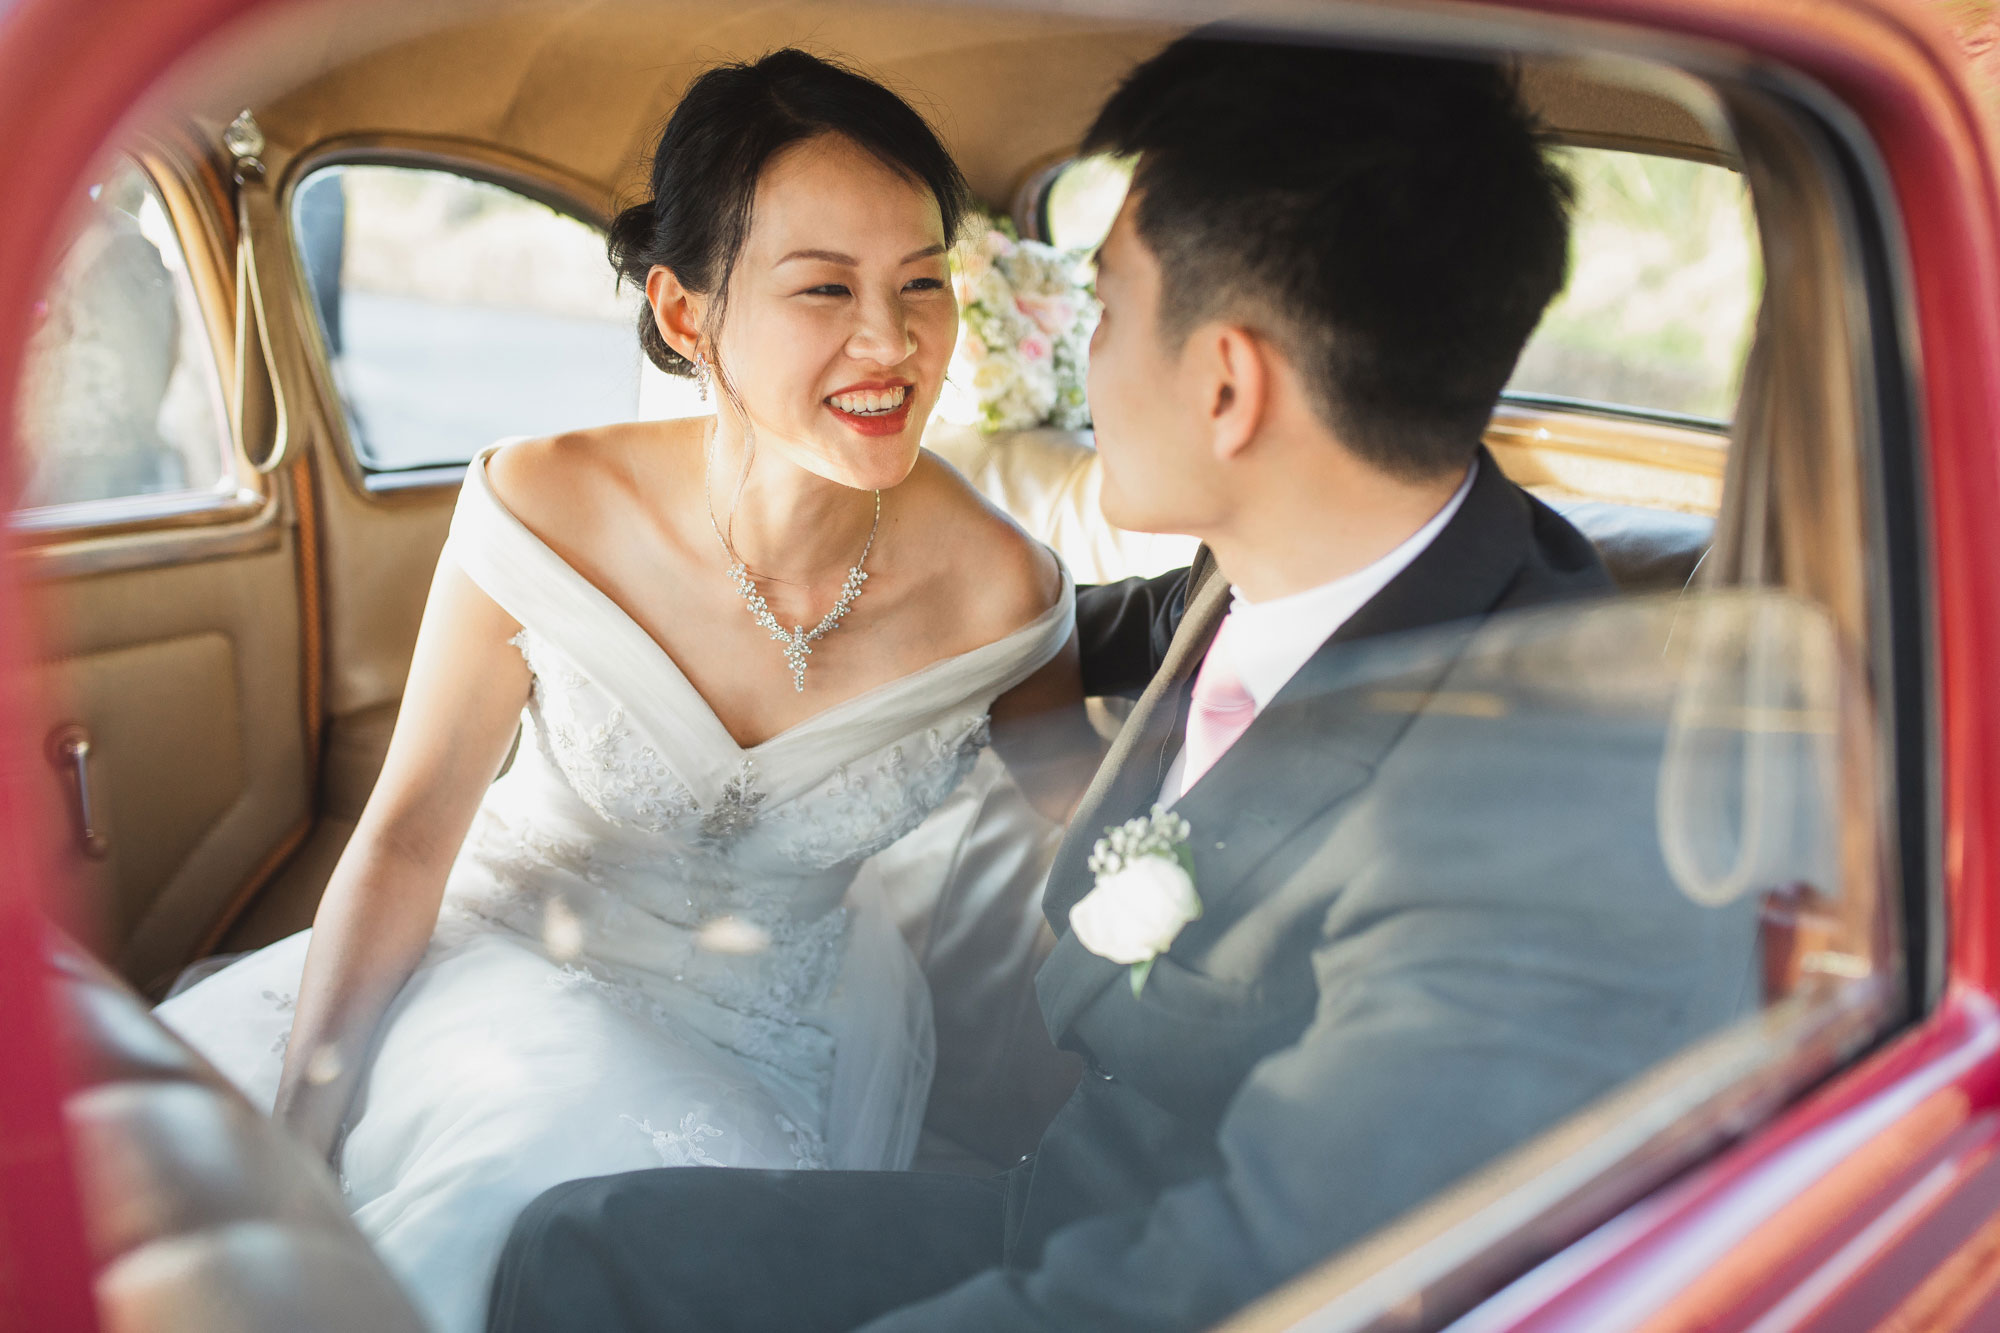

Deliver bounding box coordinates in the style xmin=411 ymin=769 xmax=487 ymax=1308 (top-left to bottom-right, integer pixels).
xmin=1014 ymin=292 xmax=1076 ymax=334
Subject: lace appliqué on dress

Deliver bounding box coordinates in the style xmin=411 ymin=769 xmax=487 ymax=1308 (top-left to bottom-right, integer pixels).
xmin=467 ymin=807 xmax=600 ymax=885
xmin=623 ymin=1112 xmax=725 ymax=1167
xmin=699 ymin=761 xmax=767 ymax=844
xmin=766 ymin=715 xmax=991 ymax=870
xmin=540 ymin=911 xmax=848 ymax=1082
xmin=775 ymin=1114 xmax=829 ymax=1170
xmin=263 ymin=988 xmax=295 ymax=1057
xmin=511 ymin=629 xmax=699 ymax=833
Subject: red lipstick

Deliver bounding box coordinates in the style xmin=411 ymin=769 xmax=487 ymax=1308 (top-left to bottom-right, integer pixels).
xmin=824 ymin=381 xmax=916 ymax=437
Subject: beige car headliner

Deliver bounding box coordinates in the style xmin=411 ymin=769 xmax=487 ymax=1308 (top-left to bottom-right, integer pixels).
xmin=163 ymin=0 xmax=1732 ymax=218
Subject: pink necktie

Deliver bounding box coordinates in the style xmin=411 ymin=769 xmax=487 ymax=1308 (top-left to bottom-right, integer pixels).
xmin=1179 ymin=613 xmax=1258 ymax=791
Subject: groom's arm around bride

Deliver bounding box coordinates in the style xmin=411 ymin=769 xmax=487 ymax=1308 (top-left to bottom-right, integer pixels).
xmin=486 ymin=34 xmax=1763 ymax=1333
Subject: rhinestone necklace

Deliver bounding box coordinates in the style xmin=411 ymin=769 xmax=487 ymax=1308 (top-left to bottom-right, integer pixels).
xmin=705 ymin=438 xmax=880 ymax=693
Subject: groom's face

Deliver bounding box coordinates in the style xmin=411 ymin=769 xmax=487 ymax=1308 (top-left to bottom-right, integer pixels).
xmin=1088 ymin=193 xmax=1226 ymax=536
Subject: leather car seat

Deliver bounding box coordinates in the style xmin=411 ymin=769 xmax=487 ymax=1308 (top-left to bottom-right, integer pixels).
xmin=926 ymin=423 xmax=1717 ymax=593
xmin=46 ymin=933 xmax=424 ymax=1333
xmin=1540 ymin=496 xmax=1715 ymax=592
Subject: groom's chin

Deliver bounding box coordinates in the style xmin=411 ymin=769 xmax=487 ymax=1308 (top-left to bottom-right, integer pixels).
xmin=1096 ymin=483 xmax=1189 ymax=540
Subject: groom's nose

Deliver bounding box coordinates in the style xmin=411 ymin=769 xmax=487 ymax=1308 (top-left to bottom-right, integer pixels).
xmin=848 ymin=291 xmax=915 ymax=364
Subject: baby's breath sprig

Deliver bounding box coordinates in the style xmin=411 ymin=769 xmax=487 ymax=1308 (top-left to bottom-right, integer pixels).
xmin=1087 ymin=806 xmax=1194 ymax=879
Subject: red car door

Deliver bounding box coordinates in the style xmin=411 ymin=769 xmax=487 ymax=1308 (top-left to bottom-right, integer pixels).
xmin=5 ymin=2 xmax=2000 ymax=1331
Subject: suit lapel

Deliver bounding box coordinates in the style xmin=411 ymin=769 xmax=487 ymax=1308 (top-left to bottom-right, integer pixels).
xmin=1043 ymin=552 xmax=1230 ymax=930
xmin=1035 ymin=559 xmax=1228 ymax=1035
xmin=1040 ymin=451 xmax=1537 ymax=1045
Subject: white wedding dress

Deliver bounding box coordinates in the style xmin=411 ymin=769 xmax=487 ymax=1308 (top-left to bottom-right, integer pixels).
xmin=156 ymin=446 xmax=1074 ymax=1333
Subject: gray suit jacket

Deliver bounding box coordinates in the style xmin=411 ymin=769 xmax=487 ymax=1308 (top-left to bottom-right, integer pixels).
xmin=865 ymin=456 xmax=1763 ymax=1331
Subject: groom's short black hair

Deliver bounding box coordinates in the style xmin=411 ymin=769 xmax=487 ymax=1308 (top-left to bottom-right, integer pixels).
xmin=1083 ymin=35 xmax=1572 ymax=479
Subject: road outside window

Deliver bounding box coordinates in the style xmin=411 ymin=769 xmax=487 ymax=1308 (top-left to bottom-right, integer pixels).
xmin=293 ymin=164 xmax=702 ymax=474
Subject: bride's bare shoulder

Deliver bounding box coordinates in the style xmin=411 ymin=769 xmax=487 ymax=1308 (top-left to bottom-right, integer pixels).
xmin=484 ymin=420 xmax=694 ymax=542
xmin=906 ymin=449 xmax=1064 ymax=640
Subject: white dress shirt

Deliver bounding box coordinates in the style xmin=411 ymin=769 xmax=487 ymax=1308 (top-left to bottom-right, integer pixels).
xmin=1158 ymin=460 xmax=1478 ymax=805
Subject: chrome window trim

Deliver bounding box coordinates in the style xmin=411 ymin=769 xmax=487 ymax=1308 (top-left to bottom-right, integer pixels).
xmin=364 ymin=462 xmax=468 ymax=494
xmin=13 ymin=488 xmax=283 ymax=580
xmin=11 ymin=486 xmax=264 ymax=534
xmin=1496 ymin=391 xmax=1733 ymax=436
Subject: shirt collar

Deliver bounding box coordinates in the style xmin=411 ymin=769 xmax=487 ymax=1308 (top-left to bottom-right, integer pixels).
xmin=1222 ymin=458 xmax=1479 ymax=711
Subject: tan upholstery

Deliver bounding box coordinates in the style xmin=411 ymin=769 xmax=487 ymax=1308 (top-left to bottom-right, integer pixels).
xmin=47 ymin=935 xmax=425 ymax=1333
xmin=164 ymin=2 xmax=1732 ymax=220
xmin=312 ymin=459 xmax=455 ymax=722
xmin=41 ymin=634 xmax=243 ymax=946
xmin=928 ymin=424 xmax=1199 ymax=583
xmin=217 ymin=700 xmax=400 ymax=952
xmin=29 ymin=515 xmax=312 ymax=997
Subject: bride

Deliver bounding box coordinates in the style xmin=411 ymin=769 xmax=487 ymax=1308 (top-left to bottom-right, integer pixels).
xmin=157 ymin=49 xmax=1088 ymax=1333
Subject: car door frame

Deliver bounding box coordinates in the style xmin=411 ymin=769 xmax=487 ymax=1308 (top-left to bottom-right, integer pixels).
xmin=3 ymin=1 xmax=1999 ymax=1331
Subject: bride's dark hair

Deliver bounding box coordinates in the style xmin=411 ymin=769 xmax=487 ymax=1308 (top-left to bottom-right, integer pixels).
xmin=608 ymin=49 xmax=973 ymax=379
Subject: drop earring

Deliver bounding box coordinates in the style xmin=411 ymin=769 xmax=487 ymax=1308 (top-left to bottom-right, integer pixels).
xmin=694 ymin=353 xmax=711 ymax=402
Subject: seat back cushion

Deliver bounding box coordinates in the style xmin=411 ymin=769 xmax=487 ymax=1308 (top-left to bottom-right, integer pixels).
xmin=48 ymin=933 xmax=426 ymax=1333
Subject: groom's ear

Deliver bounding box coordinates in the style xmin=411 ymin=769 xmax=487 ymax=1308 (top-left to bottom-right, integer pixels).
xmin=1206 ymin=324 xmax=1271 ymax=464
xmin=644 ymin=265 xmax=707 ymax=362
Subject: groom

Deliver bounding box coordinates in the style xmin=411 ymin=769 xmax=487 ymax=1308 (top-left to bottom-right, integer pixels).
xmin=487 ymin=35 xmax=1759 ymax=1333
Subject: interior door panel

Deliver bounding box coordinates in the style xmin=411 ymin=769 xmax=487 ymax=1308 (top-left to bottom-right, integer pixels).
xmin=17 ymin=142 xmax=314 ymax=995
xmin=39 ymin=630 xmax=243 ymax=935
xmin=315 ymin=461 xmax=453 ymax=720
xmin=28 ymin=507 xmax=309 ymax=994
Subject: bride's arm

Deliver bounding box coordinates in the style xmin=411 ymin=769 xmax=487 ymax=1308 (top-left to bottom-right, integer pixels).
xmin=272 ymin=557 xmax=529 ymax=1162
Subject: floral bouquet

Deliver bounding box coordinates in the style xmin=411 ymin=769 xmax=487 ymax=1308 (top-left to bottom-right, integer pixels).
xmin=940 ymin=217 xmax=1098 ymax=433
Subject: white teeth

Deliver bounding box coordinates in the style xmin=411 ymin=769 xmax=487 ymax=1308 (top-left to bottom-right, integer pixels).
xmin=829 ymin=386 xmax=908 ymax=415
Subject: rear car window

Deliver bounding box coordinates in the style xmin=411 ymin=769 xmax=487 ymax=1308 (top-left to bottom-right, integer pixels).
xmin=1510 ymin=146 xmax=1761 ymax=422
xmin=290 ymin=163 xmax=701 ymax=475
xmin=13 ymin=158 xmax=235 ymax=517
xmin=1038 ymin=145 xmax=1761 ymax=425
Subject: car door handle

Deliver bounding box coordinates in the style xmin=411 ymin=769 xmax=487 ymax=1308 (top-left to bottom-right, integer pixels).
xmin=45 ymin=724 xmax=109 ymax=859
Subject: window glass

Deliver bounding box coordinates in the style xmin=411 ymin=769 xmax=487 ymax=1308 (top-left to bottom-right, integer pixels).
xmin=1035 ymin=146 xmax=1761 ymax=424
xmin=1509 ymin=146 xmax=1761 ymax=421
xmin=1042 ymin=153 xmax=1131 ymax=252
xmin=293 ymin=164 xmax=701 ymax=473
xmin=15 ymin=159 xmax=234 ymax=512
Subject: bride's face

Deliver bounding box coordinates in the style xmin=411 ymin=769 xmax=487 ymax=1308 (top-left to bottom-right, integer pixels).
xmin=709 ymin=134 xmax=956 ymax=491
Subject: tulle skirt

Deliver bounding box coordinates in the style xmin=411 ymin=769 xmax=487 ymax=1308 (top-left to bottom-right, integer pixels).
xmin=155 ymin=871 xmax=933 ymax=1333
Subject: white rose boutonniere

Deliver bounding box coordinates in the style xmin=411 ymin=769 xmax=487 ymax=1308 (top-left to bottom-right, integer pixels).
xmin=1072 ymin=807 xmax=1202 ymax=996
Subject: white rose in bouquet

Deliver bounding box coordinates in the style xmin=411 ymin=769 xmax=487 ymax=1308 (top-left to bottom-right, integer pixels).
xmin=944 ymin=216 xmax=1099 ymax=433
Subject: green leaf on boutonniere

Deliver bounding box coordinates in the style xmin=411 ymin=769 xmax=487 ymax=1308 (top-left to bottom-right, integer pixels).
xmin=1130 ymin=957 xmax=1155 ymax=998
